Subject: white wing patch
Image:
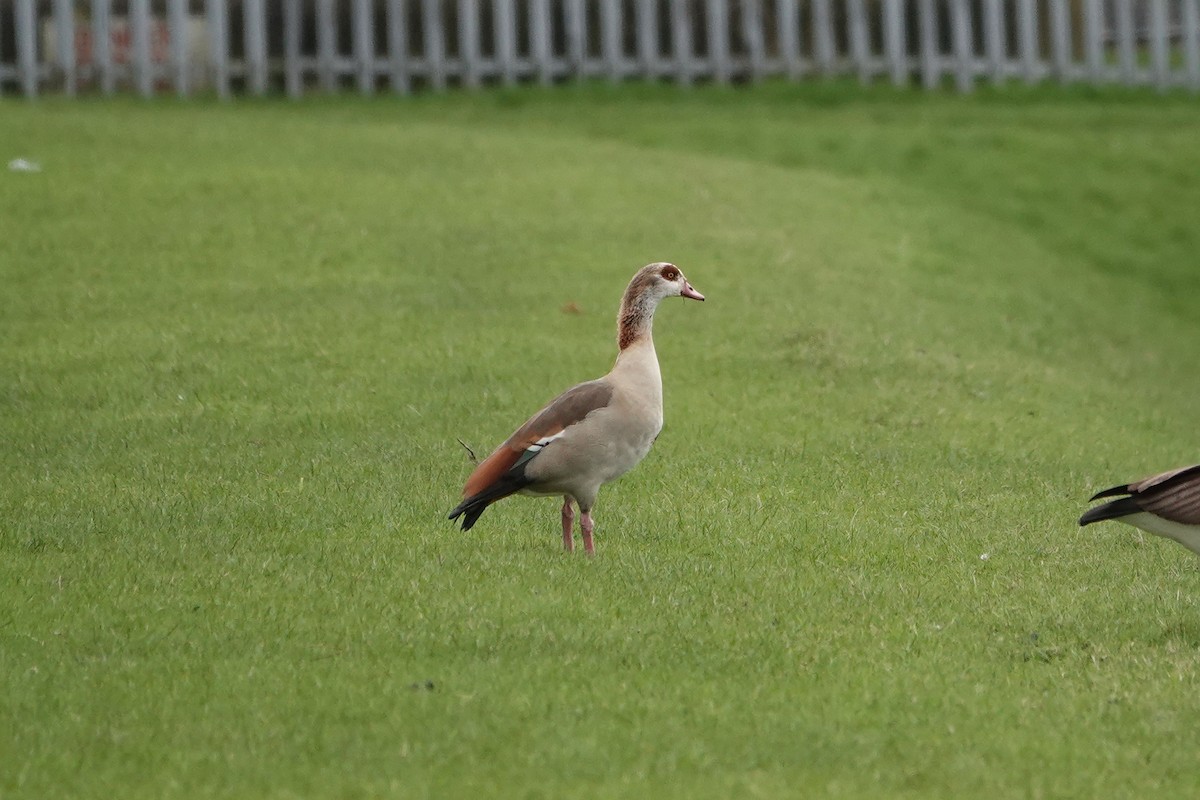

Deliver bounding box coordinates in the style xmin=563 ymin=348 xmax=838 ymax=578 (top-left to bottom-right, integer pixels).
xmin=514 ymin=430 xmax=567 ymax=469
xmin=527 ymin=430 xmax=567 ymax=453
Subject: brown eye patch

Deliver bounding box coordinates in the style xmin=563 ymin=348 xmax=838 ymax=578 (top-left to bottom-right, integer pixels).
xmin=660 ymin=266 xmax=680 ymax=281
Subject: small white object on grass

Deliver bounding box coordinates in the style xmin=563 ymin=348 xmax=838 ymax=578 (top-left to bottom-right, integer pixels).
xmin=8 ymin=158 xmax=42 ymax=173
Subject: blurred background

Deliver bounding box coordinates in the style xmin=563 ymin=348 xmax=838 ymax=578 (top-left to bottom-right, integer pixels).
xmin=2 ymin=0 xmax=1197 ymax=99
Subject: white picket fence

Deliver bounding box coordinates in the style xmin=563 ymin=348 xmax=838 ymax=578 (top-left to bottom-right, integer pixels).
xmin=2 ymin=1 xmax=1198 ymax=97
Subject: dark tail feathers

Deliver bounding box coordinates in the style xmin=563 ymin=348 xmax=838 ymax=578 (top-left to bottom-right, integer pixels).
xmin=1079 ymin=496 xmax=1141 ymax=527
xmin=448 ymin=471 xmax=533 ymax=531
xmin=448 ymin=494 xmax=493 ymax=531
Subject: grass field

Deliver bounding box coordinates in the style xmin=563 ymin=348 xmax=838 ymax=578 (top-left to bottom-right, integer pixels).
xmin=3 ymin=83 xmax=1200 ymax=798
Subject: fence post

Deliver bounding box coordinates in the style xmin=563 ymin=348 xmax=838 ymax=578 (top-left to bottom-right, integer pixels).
xmin=353 ymin=0 xmax=375 ymax=94
xmin=848 ymin=0 xmax=870 ymax=84
xmin=94 ymin=0 xmax=115 ymax=95
xmin=459 ymin=0 xmax=481 ymax=87
xmin=387 ymin=0 xmax=411 ymax=94
xmin=949 ymin=0 xmax=973 ymax=92
xmin=247 ymin=0 xmax=270 ymax=95
xmin=530 ymin=0 xmax=554 ymax=85
xmin=207 ymin=0 xmax=230 ymax=99
xmin=131 ymin=0 xmax=152 ymax=97
xmin=54 ymin=0 xmax=76 ymax=96
xmin=497 ymin=0 xmax=519 ymax=86
xmin=284 ymin=0 xmax=303 ymax=97
xmin=1016 ymin=0 xmax=1039 ymax=84
xmin=1048 ymin=0 xmax=1071 ymax=83
xmin=602 ymin=0 xmax=623 ymax=82
xmin=16 ymin=0 xmax=37 ymax=98
xmin=917 ymin=0 xmax=938 ymax=89
xmin=811 ymin=0 xmax=835 ymax=76
xmin=317 ymin=0 xmax=337 ymax=91
xmin=742 ymin=0 xmax=767 ymax=82
xmin=636 ymin=0 xmax=658 ymax=79
xmin=1185 ymin=0 xmax=1200 ymax=93
xmin=1148 ymin=0 xmax=1168 ymax=90
xmin=707 ymin=0 xmax=731 ymax=83
xmin=565 ymin=0 xmax=586 ymax=79
xmin=169 ymin=0 xmax=189 ymax=96
xmin=1082 ymin=0 xmax=1103 ymax=82
xmin=982 ymin=0 xmax=1005 ymax=84
xmin=422 ymin=0 xmax=447 ymax=89
xmin=1115 ymin=0 xmax=1135 ymax=85
xmin=778 ymin=0 xmax=803 ymax=80
xmin=883 ymin=0 xmax=907 ymax=86
xmin=671 ymin=0 xmax=694 ymax=85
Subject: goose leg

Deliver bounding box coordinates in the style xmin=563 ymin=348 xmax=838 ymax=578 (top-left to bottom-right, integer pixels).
xmin=580 ymin=510 xmax=595 ymax=555
xmin=561 ymin=497 xmax=575 ymax=553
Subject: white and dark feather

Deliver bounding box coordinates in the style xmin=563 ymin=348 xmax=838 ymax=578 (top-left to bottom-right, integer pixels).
xmin=1080 ymin=464 xmax=1200 ymax=556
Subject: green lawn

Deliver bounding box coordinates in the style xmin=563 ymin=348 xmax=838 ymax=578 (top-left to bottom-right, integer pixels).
xmin=3 ymin=83 xmax=1200 ymax=798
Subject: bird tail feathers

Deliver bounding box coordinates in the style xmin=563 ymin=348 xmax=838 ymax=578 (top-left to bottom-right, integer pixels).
xmin=447 ymin=470 xmax=533 ymax=531
xmin=1079 ymin=496 xmax=1140 ymax=527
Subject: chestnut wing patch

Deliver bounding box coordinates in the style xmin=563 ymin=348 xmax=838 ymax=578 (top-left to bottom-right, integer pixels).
xmin=461 ymin=380 xmax=614 ymax=498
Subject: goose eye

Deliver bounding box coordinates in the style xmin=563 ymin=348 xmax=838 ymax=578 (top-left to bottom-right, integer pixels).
xmin=661 ymin=266 xmax=679 ymax=281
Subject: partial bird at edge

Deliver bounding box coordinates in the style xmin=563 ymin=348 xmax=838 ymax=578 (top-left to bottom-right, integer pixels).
xmin=1080 ymin=464 xmax=1200 ymax=557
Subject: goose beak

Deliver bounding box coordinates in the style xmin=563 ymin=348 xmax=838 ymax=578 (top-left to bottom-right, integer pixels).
xmin=681 ymin=282 xmax=705 ymax=301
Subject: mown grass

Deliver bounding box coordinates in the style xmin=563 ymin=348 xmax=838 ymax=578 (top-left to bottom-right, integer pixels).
xmin=2 ymin=83 xmax=1200 ymax=798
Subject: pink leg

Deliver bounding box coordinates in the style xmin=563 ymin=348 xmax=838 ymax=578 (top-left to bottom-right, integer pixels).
xmin=561 ymin=497 xmax=575 ymax=553
xmin=580 ymin=510 xmax=595 ymax=555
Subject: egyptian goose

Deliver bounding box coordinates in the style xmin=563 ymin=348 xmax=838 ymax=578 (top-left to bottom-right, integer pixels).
xmin=448 ymin=262 xmax=704 ymax=553
xmin=1079 ymin=464 xmax=1200 ymax=556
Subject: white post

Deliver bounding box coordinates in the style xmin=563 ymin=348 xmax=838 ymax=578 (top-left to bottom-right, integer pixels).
xmin=950 ymin=0 xmax=973 ymax=92
xmin=169 ymin=0 xmax=189 ymax=96
xmin=778 ymin=0 xmax=802 ymax=80
xmin=530 ymin=0 xmax=554 ymax=85
xmin=918 ymin=0 xmax=938 ymax=89
xmin=637 ymin=0 xmax=659 ymax=79
xmin=54 ymin=0 xmax=76 ymax=96
xmin=1185 ymin=0 xmax=1200 ymax=93
xmin=1048 ymin=0 xmax=1071 ymax=83
xmin=93 ymin=0 xmax=114 ymax=95
xmin=1115 ymin=0 xmax=1135 ymax=85
xmin=813 ymin=0 xmax=835 ymax=76
xmin=1148 ymin=0 xmax=1168 ymax=90
xmin=131 ymin=0 xmax=152 ymax=97
xmin=207 ymin=0 xmax=230 ymax=99
xmin=246 ymin=0 xmax=269 ymax=96
xmin=671 ymin=0 xmax=694 ymax=85
xmin=848 ymin=0 xmax=870 ymax=84
xmin=387 ymin=0 xmax=411 ymax=94
xmin=1083 ymin=0 xmax=1104 ymax=82
xmin=1016 ymin=0 xmax=1039 ymax=84
xmin=284 ymin=0 xmax=303 ymax=97
xmin=565 ymin=0 xmax=586 ymax=78
xmin=353 ymin=0 xmax=375 ymax=94
xmin=459 ymin=0 xmax=481 ymax=88
xmin=982 ymin=0 xmax=1005 ymax=84
xmin=495 ymin=0 xmax=518 ymax=86
xmin=317 ymin=0 xmax=337 ymax=91
xmin=884 ymin=0 xmax=907 ymax=86
xmin=422 ymin=0 xmax=446 ymax=89
xmin=742 ymin=0 xmax=766 ymax=82
xmin=16 ymin=0 xmax=37 ymax=98
xmin=601 ymin=0 xmax=623 ymax=82
xmin=707 ymin=0 xmax=731 ymax=83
